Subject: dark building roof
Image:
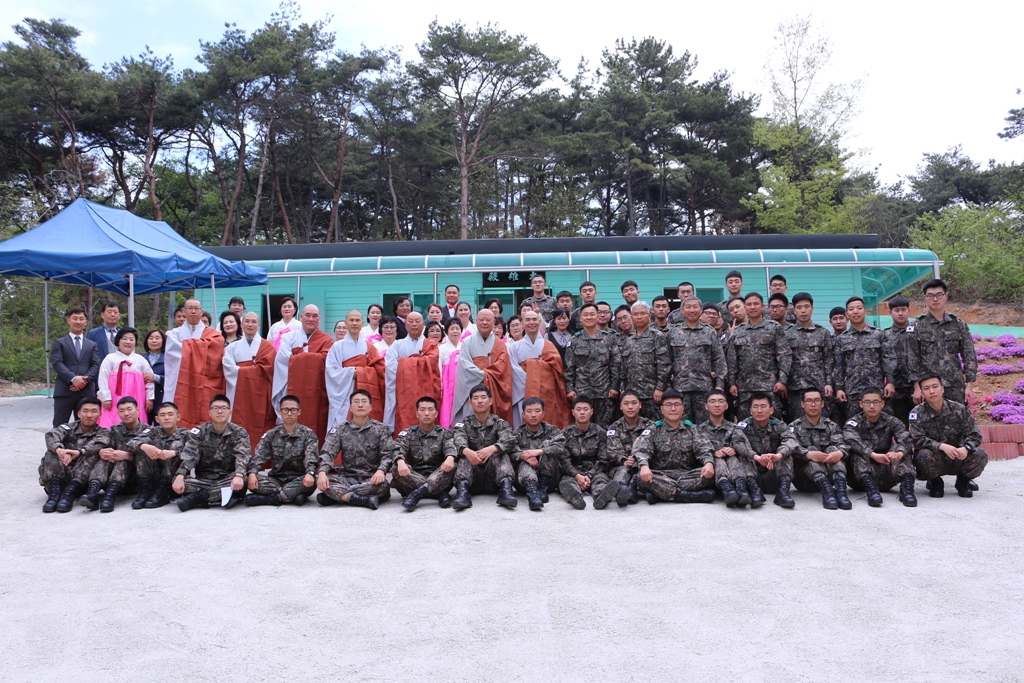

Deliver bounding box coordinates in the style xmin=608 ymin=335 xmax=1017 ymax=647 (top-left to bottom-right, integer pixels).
xmin=205 ymin=234 xmax=879 ymax=262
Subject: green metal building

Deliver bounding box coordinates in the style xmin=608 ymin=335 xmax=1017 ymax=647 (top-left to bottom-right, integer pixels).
xmin=203 ymin=235 xmax=941 ymax=332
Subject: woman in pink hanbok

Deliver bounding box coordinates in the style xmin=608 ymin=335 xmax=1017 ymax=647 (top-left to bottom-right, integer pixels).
xmin=268 ymin=296 xmax=301 ymax=351
xmin=97 ymin=327 xmax=155 ymax=428
xmin=438 ymin=319 xmax=463 ymax=428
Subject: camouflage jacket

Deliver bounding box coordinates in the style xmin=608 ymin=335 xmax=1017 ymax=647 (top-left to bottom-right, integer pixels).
xmin=109 ymin=421 xmax=153 ymax=454
xmin=178 ymin=422 xmax=251 ymax=479
xmin=604 ymin=416 xmax=656 ymax=466
xmin=564 ymin=329 xmax=621 ymax=396
xmin=148 ymin=426 xmax=189 ymax=454
xmin=452 ymin=413 xmax=517 ymax=458
xmin=785 ymin=323 xmax=835 ymax=391
xmin=736 ymin=418 xmax=799 ymax=457
xmin=664 ymin=322 xmax=728 ymax=393
xmin=394 ymin=424 xmax=457 ymax=475
xmin=44 ymin=421 xmax=110 ymax=457
xmin=560 ymin=422 xmax=609 ymax=476
xmin=514 ymin=422 xmax=566 ymax=464
xmin=521 ymin=294 xmax=559 ymax=322
xmin=884 ymin=325 xmax=913 ymax=393
xmin=842 ymin=411 xmax=912 ymax=459
xmin=909 ymin=400 xmax=983 ymax=452
xmin=697 ymin=419 xmax=754 ymax=460
xmin=906 ymin=312 xmax=978 ymax=387
xmin=632 ymin=420 xmax=715 ymax=470
xmin=726 ymin=318 xmax=791 ymax=391
xmin=252 ymin=423 xmax=319 ymax=477
xmin=789 ymin=416 xmax=848 ymax=461
xmin=619 ymin=327 xmax=671 ymax=397
xmin=833 ymin=325 xmax=896 ymax=398
xmin=319 ymin=418 xmax=396 ymax=478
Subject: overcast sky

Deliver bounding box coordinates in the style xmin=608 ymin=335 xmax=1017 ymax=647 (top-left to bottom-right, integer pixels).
xmin=2 ymin=0 xmax=1021 ymax=185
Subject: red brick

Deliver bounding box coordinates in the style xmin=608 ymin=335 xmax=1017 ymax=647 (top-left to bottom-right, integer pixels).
xmin=978 ymin=425 xmax=991 ymax=442
xmin=985 ymin=425 xmax=1024 ymax=443
xmin=981 ymin=442 xmax=1020 ymax=460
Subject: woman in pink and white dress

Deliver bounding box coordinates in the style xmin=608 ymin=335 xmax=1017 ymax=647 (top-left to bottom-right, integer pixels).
xmin=361 ymin=303 xmax=384 ymax=344
xmin=438 ymin=318 xmax=463 ymax=428
xmin=97 ymin=327 xmax=155 ymax=428
xmin=267 ymin=296 xmax=301 ymax=351
xmin=455 ymin=302 xmax=476 ymax=342
xmin=373 ymin=316 xmax=400 ymax=358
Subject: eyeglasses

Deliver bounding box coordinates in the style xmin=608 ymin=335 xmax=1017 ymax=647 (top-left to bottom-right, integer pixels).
xmin=924 ymin=292 xmax=947 ymax=300
xmin=210 ymin=405 xmax=230 ymax=412
xmin=661 ymin=402 xmax=684 ymax=408
xmin=860 ymin=400 xmax=884 ymax=406
xmin=280 ymin=407 xmax=300 ymax=414
xmin=802 ymin=398 xmax=824 ymax=405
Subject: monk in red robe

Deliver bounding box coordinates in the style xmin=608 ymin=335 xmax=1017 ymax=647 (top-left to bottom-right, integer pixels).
xmin=223 ymin=312 xmax=277 ymax=453
xmin=384 ymin=312 xmax=442 ymax=435
xmin=326 ymin=310 xmax=387 ymax=428
xmin=450 ymin=309 xmax=513 ymax=425
xmin=163 ymin=298 xmax=225 ymax=429
xmin=272 ymin=305 xmax=334 ymax=446
xmin=509 ymin=310 xmax=570 ymax=428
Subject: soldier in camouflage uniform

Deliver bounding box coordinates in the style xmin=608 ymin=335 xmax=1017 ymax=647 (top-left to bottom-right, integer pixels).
xmin=666 ymin=281 xmax=695 ymax=326
xmin=136 ymin=401 xmax=188 ymax=509
xmin=768 ymin=274 xmax=798 ymax=324
xmin=842 ymin=388 xmax=917 ymax=507
xmin=726 ymin=293 xmax=790 ymax=420
xmin=392 ymin=396 xmax=459 ymax=511
xmin=315 ymin=389 xmax=395 ymax=509
xmin=558 ymin=397 xmax=630 ymax=510
xmin=39 ymin=397 xmax=110 ymax=513
xmin=244 ymin=395 xmax=319 ymax=506
xmin=81 ymin=396 xmax=151 ymax=512
xmin=910 ymin=375 xmax=987 ymax=499
xmin=907 ymin=279 xmax=978 ymax=407
xmin=620 ymin=301 xmax=671 ymax=420
xmin=884 ymin=296 xmax=915 ymax=424
xmin=521 ymin=274 xmax=558 ymax=323
xmin=790 ymin=388 xmax=852 ymax=510
xmin=833 ymin=297 xmax=897 ymax=423
xmin=173 ymin=394 xmax=252 ymax=511
xmin=738 ymin=392 xmax=799 ymax=508
xmin=632 ymin=389 xmax=717 ymax=503
xmin=451 ymin=384 xmax=519 ymax=510
xmin=699 ymin=389 xmax=761 ymax=508
xmin=605 ymin=390 xmax=656 ymax=504
xmin=512 ymin=397 xmax=565 ymax=510
xmin=719 ymin=270 xmax=745 ymax=328
xmin=564 ymin=303 xmax=620 ymax=426
xmin=664 ymin=297 xmax=727 ymax=425
xmin=784 ymin=293 xmax=834 ymax=421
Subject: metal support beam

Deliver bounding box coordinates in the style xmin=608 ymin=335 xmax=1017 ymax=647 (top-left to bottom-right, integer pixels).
xmin=127 ymin=273 xmax=135 ymax=327
xmin=44 ymin=278 xmax=51 ymax=397
xmin=210 ymin=274 xmax=217 ymax=316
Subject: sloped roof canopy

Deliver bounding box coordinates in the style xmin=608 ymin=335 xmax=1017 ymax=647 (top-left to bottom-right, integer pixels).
xmin=0 ymin=199 xmax=267 ymax=294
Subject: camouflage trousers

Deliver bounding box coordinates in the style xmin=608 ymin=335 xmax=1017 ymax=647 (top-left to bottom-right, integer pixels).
xmin=513 ymin=454 xmax=561 ymax=492
xmin=558 ymin=466 xmax=626 ymax=501
xmin=638 ymin=468 xmax=714 ymax=500
xmin=889 ymin=393 xmax=914 ymax=425
xmin=793 ymin=458 xmax=848 ymax=492
xmin=735 ymin=392 xmax=784 ymax=421
xmin=324 ymin=474 xmax=392 ymax=504
xmin=391 ymin=465 xmax=456 ymax=498
xmin=587 ymin=397 xmax=616 ymax=429
xmin=38 ymin=451 xmax=96 ymax=487
xmin=678 ymin=391 xmax=710 ymax=425
xmin=638 ymin=398 xmax=661 ymax=422
xmin=944 ymin=385 xmax=966 ymax=406
xmin=787 ymin=388 xmax=833 ymax=422
xmin=252 ymin=472 xmax=315 ymax=502
xmin=713 ymin=455 xmax=756 ymax=485
xmin=849 ymin=454 xmax=915 ymax=491
xmin=137 ymin=454 xmax=181 ymax=480
xmin=915 ymin=448 xmax=987 ymax=481
xmin=89 ymin=457 xmax=134 ymax=487
xmin=455 ymin=453 xmax=514 ymax=494
xmin=183 ymin=474 xmax=238 ymax=505
xmin=752 ymin=455 xmax=795 ymax=494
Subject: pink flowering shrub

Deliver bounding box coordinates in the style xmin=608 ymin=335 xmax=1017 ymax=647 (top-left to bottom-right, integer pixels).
xmin=979 ymin=364 xmax=1017 ymax=375
xmin=990 ymin=404 xmax=1024 ymax=423
xmin=997 ymin=334 xmax=1019 ymax=346
xmin=991 ymin=391 xmax=1024 ymax=406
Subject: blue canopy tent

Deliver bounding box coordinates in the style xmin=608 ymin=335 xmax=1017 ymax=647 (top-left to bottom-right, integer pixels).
xmin=0 ymin=198 xmax=268 ymax=391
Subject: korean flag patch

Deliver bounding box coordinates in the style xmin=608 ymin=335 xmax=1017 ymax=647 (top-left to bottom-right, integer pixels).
xmin=846 ymin=420 xmax=857 ymax=427
xmin=641 ymin=429 xmax=651 ymax=436
xmin=737 ymin=421 xmax=747 ymax=429
xmin=907 ymin=325 xmax=915 ymax=333
xmin=909 ymin=412 xmax=918 ymax=421
xmin=143 ymin=428 xmax=151 ymax=434
xmin=398 ymin=430 xmax=408 ymax=437
xmin=606 ymin=429 xmax=616 ymax=436
xmin=329 ymin=427 xmax=338 ymax=435
xmin=455 ymin=423 xmax=464 ymax=428
xmin=190 ymin=427 xmax=201 ymax=435
xmin=788 ymin=426 xmax=795 ymax=433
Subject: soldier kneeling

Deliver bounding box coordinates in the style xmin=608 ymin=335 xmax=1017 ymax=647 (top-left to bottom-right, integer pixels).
xmin=842 ymin=387 xmax=917 ymax=507
xmin=910 ymin=374 xmax=987 ymax=499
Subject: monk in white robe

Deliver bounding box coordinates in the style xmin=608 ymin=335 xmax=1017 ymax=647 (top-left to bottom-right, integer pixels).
xmin=325 ymin=310 xmax=386 ymax=429
xmin=384 ymin=312 xmax=441 ymax=435
xmin=163 ymin=298 xmax=225 ymax=429
xmin=509 ymin=310 xmax=570 ymax=428
xmin=223 ymin=312 xmax=276 ymax=453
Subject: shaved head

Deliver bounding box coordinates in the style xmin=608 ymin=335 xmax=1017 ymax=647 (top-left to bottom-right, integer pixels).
xmin=407 ymin=311 xmax=425 ymax=338
xmin=300 ymin=304 xmax=321 ymax=334
xmin=184 ymin=298 xmax=202 ymax=325
xmin=344 ymin=310 xmax=363 ymax=338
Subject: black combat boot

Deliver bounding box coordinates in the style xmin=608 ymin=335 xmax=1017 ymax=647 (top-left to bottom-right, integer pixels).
xmin=614 ymin=482 xmax=632 ymax=507
xmin=815 ymin=475 xmax=838 ymax=510
xmin=968 ymin=478 xmax=979 ymax=491
xmin=316 ymin=492 xmax=337 ymax=506
xmin=645 ymin=491 xmax=658 ymax=505
xmin=734 ymin=477 xmax=752 ymax=508
xmin=244 ymin=493 xmax=282 ymax=507
xmin=774 ymin=476 xmax=795 ymax=508
xmin=402 ymin=484 xmax=429 ymax=511
xmin=451 ymin=481 xmax=473 ymax=510
xmin=99 ymin=482 xmax=122 ymax=512
xmin=536 ymin=473 xmax=551 ymax=504
xmin=78 ymin=480 xmax=103 ymax=511
xmin=592 ymin=481 xmax=620 ymax=510
xmin=132 ymin=478 xmax=155 ymax=510
xmin=176 ymin=488 xmax=210 ymax=512
xmin=628 ymin=474 xmax=640 ymax=504
xmin=672 ymin=488 xmax=716 ymax=503
xmin=928 ymin=477 xmax=944 ymax=498
xmin=42 ymin=479 xmax=63 ymax=513
xmin=496 ymin=478 xmax=518 ymax=509
xmin=954 ymin=474 xmax=973 ymax=498
xmin=747 ymin=477 xmax=766 ymax=508
xmin=833 ymin=472 xmax=852 ymax=510
xmin=719 ymin=478 xmax=739 ymax=508
xmin=558 ymin=479 xmax=586 ymax=509
xmin=525 ymin=481 xmax=544 ymax=511
xmin=224 ymin=489 xmax=245 ymax=509
xmin=898 ymin=473 xmax=917 ymax=507
xmin=437 ymin=490 xmax=452 ymax=508
xmin=293 ymin=494 xmax=308 ymax=506
xmin=56 ymin=480 xmax=85 ymax=513
xmin=861 ymin=474 xmax=882 ymax=507
xmin=145 ymin=478 xmax=171 ymax=509
xmin=347 ymin=493 xmax=379 ymax=510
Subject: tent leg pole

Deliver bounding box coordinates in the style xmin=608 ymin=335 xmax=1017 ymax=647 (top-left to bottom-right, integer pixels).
xmin=168 ymin=291 xmax=175 ymax=329
xmin=210 ymin=275 xmax=217 ymax=317
xmin=265 ymin=284 xmax=271 ymax=337
xmin=128 ymin=274 xmax=135 ymax=328
xmin=44 ymin=279 xmax=51 ymax=398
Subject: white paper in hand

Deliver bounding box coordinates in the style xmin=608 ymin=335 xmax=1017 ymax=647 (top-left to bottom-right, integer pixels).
xmin=221 ymin=487 xmax=233 ymax=507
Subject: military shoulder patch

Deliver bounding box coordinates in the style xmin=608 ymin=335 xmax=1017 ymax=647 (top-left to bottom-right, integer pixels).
xmin=683 ymin=420 xmax=693 ymax=426
xmin=454 ymin=422 xmax=464 ymax=428
xmin=641 ymin=429 xmax=651 ymax=436
xmin=906 ymin=325 xmax=915 ymax=332
xmin=329 ymin=427 xmax=338 ymax=434
xmin=909 ymin=413 xmax=917 ymax=421
xmin=60 ymin=423 xmax=71 ymax=430
xmin=845 ymin=420 xmax=857 ymax=427
xmin=737 ymin=421 xmax=747 ymax=428
xmin=788 ymin=426 xmax=795 ymax=432
xmin=143 ymin=428 xmax=151 ymax=434
xmin=654 ymin=421 xmax=663 ymax=427
xmin=606 ymin=429 xmax=616 ymax=436
xmin=190 ymin=427 xmax=201 ymax=435
xmin=398 ymin=430 xmax=408 ymax=437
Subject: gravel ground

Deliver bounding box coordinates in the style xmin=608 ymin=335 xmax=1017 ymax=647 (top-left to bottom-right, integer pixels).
xmin=2 ymin=395 xmax=1022 ymax=682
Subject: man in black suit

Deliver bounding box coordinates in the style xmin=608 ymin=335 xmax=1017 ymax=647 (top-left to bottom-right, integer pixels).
xmin=86 ymin=301 xmax=121 ymax=357
xmin=440 ymin=284 xmax=461 ymax=323
xmin=51 ymin=307 xmax=102 ymax=427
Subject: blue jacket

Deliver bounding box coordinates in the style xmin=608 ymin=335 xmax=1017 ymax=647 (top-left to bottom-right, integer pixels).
xmin=86 ymin=326 xmax=119 ymax=357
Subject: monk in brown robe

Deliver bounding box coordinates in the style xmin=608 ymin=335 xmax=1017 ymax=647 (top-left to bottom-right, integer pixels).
xmin=272 ymin=304 xmax=334 ymax=446
xmin=223 ymin=312 xmax=276 ymax=453
xmin=450 ymin=309 xmax=513 ymax=425
xmin=163 ymin=298 xmax=225 ymax=429
xmin=384 ymin=312 xmax=442 ymax=435
xmin=326 ymin=310 xmax=386 ymax=428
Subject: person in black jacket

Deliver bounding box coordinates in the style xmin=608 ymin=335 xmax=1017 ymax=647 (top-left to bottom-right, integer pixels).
xmin=50 ymin=307 xmax=102 ymax=427
xmin=141 ymin=329 xmax=166 ymax=423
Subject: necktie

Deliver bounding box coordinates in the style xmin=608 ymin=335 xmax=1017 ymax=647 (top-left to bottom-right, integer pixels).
xmin=74 ymin=335 xmax=81 ymax=358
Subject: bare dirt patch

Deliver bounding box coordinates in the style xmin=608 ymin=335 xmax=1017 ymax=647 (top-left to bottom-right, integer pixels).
xmin=0 ymin=379 xmax=45 ymax=398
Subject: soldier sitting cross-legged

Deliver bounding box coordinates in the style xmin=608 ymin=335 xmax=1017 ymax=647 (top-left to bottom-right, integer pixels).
xmin=39 ymin=397 xmax=110 ymax=513
xmin=393 ymin=396 xmax=459 ymax=511
xmin=244 ymin=394 xmax=319 ymax=507
xmin=451 ymin=384 xmax=519 ymax=510
xmin=910 ymin=374 xmax=987 ymax=499
xmin=173 ymin=394 xmax=252 ymax=511
xmin=558 ymin=396 xmax=630 ymax=510
xmin=842 ymin=387 xmax=917 ymax=507
xmin=315 ymin=389 xmax=395 ymax=509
